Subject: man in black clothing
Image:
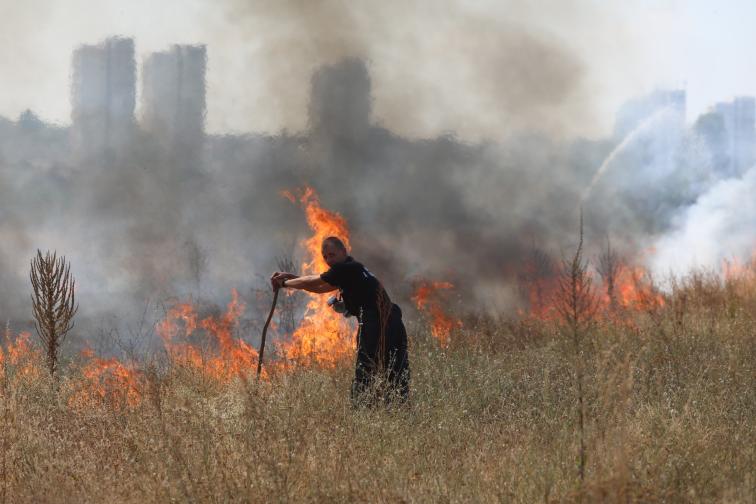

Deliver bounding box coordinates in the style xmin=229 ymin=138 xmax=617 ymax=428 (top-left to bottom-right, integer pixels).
xmin=271 ymin=237 xmax=410 ymax=405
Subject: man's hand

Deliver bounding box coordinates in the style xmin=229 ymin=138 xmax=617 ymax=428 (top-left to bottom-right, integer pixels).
xmin=270 ymin=271 xmax=297 ymax=289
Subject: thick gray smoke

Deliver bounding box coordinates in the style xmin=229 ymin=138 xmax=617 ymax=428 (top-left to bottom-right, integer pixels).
xmin=0 ymin=11 xmax=752 ymax=348
xmin=217 ymin=0 xmax=589 ymax=139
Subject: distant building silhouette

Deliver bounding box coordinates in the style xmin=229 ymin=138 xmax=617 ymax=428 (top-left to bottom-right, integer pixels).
xmin=694 ymin=110 xmax=729 ymax=174
xmin=70 ymin=37 xmax=136 ymax=161
xmin=308 ymin=59 xmax=372 ymax=142
xmin=17 ymin=109 xmax=43 ymax=132
xmin=611 ymin=89 xmax=686 ymax=177
xmin=142 ymin=44 xmax=206 ymax=161
xmin=614 ymin=89 xmax=686 ymax=140
xmin=714 ymin=96 xmax=755 ymax=176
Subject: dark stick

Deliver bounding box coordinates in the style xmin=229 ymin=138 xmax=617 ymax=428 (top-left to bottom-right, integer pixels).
xmin=257 ymin=287 xmax=280 ymax=378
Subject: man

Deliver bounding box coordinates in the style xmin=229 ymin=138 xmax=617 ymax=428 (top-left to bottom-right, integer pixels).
xmin=271 ymin=237 xmax=410 ymax=405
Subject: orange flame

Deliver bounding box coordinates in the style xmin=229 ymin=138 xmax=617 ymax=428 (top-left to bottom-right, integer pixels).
xmin=722 ymin=252 xmax=756 ymax=280
xmin=0 ymin=329 xmax=41 ymax=380
xmin=608 ymin=266 xmax=665 ymax=311
xmin=69 ymin=347 xmax=143 ymax=409
xmin=519 ymin=260 xmax=665 ymax=322
xmin=278 ymin=186 xmax=355 ymax=367
xmin=412 ymin=281 xmax=462 ymax=347
xmin=71 ymin=185 xmax=360 ymax=407
xmin=157 ymin=289 xmax=258 ymax=380
xmin=722 ymin=252 xmax=756 ymax=296
xmin=518 ymin=272 xmax=560 ymax=321
xmin=71 ymin=289 xmax=257 ymax=409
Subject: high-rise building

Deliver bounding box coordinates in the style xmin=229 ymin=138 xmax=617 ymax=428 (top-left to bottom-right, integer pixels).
xmin=142 ymin=44 xmax=206 ymax=160
xmin=611 ymin=89 xmax=687 ymax=179
xmin=70 ymin=37 xmax=136 ymax=160
xmin=714 ymin=96 xmax=755 ymax=176
xmin=614 ymin=89 xmax=686 ymax=140
xmin=694 ymin=110 xmax=728 ymax=174
xmin=308 ymin=59 xmax=372 ymax=142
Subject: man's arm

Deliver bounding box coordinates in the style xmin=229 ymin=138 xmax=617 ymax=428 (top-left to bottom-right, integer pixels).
xmin=275 ymin=273 xmax=338 ymax=294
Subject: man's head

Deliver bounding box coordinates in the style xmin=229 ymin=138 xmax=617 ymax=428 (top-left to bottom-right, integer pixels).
xmin=321 ymin=236 xmax=348 ymax=267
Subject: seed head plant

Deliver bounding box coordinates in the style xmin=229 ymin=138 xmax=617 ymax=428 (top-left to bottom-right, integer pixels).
xmin=30 ymin=250 xmax=78 ymax=377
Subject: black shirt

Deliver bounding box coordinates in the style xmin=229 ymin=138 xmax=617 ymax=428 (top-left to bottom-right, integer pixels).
xmin=320 ymin=256 xmax=381 ymax=316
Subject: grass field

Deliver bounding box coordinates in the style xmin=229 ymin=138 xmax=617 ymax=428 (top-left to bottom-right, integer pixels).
xmin=0 ymin=270 xmax=754 ymax=503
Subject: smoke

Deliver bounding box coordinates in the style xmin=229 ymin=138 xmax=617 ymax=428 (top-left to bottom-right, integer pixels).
xmin=651 ymin=166 xmax=756 ymax=277
xmin=219 ymin=0 xmax=590 ymax=139
xmin=0 ymin=2 xmax=752 ymax=343
xmin=0 ymin=55 xmax=730 ymax=327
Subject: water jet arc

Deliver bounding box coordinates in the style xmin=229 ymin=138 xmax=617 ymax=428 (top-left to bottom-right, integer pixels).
xmin=581 ymin=106 xmax=675 ymax=203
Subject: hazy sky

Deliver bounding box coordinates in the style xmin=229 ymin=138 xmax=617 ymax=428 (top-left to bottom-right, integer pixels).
xmin=1 ymin=0 xmax=755 ymax=140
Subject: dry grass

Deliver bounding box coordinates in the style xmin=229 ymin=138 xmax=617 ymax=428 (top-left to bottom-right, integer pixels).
xmin=0 ymin=273 xmax=754 ymax=503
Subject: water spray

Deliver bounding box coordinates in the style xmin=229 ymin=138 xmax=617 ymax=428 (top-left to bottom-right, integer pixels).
xmin=581 ymin=106 xmax=675 ymax=203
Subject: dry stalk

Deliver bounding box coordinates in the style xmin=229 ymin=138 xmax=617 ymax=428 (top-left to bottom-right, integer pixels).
xmin=597 ymin=236 xmax=621 ymax=313
xmin=556 ymin=213 xmax=598 ymax=487
xmin=518 ymin=241 xmax=556 ymax=315
xmin=29 ymin=250 xmax=78 ymax=377
xmin=276 ymin=254 xmax=299 ymax=336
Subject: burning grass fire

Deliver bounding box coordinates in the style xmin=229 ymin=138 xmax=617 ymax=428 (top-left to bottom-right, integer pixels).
xmin=69 ymin=348 xmax=142 ymax=409
xmin=412 ymin=281 xmax=462 ymax=347
xmin=69 ymin=291 xmax=254 ymax=409
xmin=156 ymin=289 xmax=257 ymax=381
xmin=49 ymin=184 xmax=496 ymax=409
xmin=8 ymin=184 xmax=731 ymax=411
xmin=519 ymin=258 xmax=666 ymax=321
xmin=0 ymin=225 xmax=753 ymax=503
xmin=7 ymin=181 xmax=746 ymax=413
xmin=607 ymin=266 xmax=665 ymax=311
xmin=0 ymin=328 xmax=40 ymax=383
xmin=25 ymin=239 xmax=750 ymax=413
xmin=47 ymin=186 xmax=366 ymax=407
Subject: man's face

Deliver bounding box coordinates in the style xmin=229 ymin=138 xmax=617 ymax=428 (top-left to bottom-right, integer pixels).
xmin=322 ymin=242 xmax=348 ymax=267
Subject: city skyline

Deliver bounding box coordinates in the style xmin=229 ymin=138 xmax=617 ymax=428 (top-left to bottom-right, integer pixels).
xmin=4 ymin=34 xmax=756 ymax=156
xmin=2 ymin=1 xmax=756 ymax=140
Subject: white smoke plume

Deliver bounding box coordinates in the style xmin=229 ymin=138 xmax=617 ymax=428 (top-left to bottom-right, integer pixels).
xmin=651 ymin=166 xmax=756 ymax=277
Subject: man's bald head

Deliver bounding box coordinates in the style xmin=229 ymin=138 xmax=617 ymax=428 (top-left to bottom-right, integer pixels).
xmin=321 ymin=236 xmax=348 ymax=267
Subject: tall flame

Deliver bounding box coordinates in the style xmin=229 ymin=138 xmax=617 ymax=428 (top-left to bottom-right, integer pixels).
xmin=278 ymin=187 xmax=356 ymax=367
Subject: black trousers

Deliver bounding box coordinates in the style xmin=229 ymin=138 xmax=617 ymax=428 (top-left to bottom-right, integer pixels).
xmin=351 ymin=304 xmax=410 ymax=405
